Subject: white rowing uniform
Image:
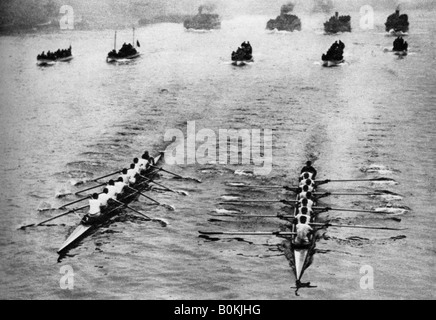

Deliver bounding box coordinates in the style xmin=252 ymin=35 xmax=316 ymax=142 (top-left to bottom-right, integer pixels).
xmin=295 ymin=213 xmax=311 ymax=224
xmin=297 ymin=207 xmax=313 ymax=217
xmin=120 ymin=173 xmax=130 ymax=184
xmin=138 ymin=158 xmax=148 ymax=171
xmin=107 ymin=185 xmax=117 ymax=199
xmin=127 ymin=168 xmax=137 ymax=184
xmin=298 ymin=198 xmax=314 ymax=209
xmin=98 ymin=193 xmax=111 ymax=207
xmin=114 ymin=181 xmax=126 ymax=194
xmin=88 ymin=199 xmax=101 ymax=217
xmin=299 ymin=178 xmax=315 ymax=188
xmin=300 ymin=172 xmax=313 ymax=180
xmin=295 ymin=223 xmax=313 ymax=245
xmin=298 ymin=191 xmax=309 ymax=200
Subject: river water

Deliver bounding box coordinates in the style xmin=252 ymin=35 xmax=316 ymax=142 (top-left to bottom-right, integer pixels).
xmin=0 ymin=10 xmax=434 ymax=300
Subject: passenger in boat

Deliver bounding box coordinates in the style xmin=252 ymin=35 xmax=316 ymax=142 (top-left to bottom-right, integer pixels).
xmin=295 ymin=215 xmax=313 ymax=246
xmin=106 ymin=180 xmax=118 ymax=199
xmin=300 ymin=161 xmax=317 ymax=179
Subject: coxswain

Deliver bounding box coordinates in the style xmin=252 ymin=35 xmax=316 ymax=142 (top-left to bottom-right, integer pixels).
xmin=294 ymin=215 xmax=313 ymax=246
xmin=143 ymin=151 xmax=155 ymax=166
xmin=300 ymin=161 xmax=317 ymax=179
xmin=106 ymin=180 xmax=117 ymax=199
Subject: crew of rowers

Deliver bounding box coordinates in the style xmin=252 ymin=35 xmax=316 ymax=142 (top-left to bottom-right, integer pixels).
xmin=322 ymin=40 xmax=345 ymax=62
xmin=82 ymin=151 xmax=155 ymax=224
xmin=393 ymin=36 xmax=408 ymax=52
xmin=37 ymin=46 xmax=72 ymax=61
xmin=231 ymin=41 xmax=253 ymax=61
xmin=282 ymin=161 xmax=331 ymax=247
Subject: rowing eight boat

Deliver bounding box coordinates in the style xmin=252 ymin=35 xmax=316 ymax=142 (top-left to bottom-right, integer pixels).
xmin=57 ymin=152 xmax=164 ymax=254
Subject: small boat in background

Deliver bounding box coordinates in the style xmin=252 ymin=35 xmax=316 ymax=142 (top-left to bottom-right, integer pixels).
xmin=231 ymin=41 xmax=253 ymax=66
xmin=37 ymin=46 xmax=73 ymax=66
xmin=321 ymin=40 xmax=345 ymax=67
xmin=385 ymin=8 xmax=409 ymax=35
xmin=106 ymin=28 xmax=141 ymax=63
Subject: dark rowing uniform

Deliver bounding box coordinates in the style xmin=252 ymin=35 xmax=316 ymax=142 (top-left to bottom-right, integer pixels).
xmin=300 ymin=165 xmax=317 ymax=179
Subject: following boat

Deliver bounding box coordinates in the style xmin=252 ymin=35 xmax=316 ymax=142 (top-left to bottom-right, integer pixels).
xmin=322 ymin=40 xmax=345 ymax=67
xmin=57 ymin=152 xmax=164 ymax=254
xmin=106 ymin=28 xmax=141 ymax=63
xmin=266 ymin=3 xmax=301 ymax=32
xmin=385 ymin=8 xmax=409 ymax=34
xmin=37 ymin=46 xmax=73 ymax=66
xmin=324 ymin=12 xmax=351 ymax=34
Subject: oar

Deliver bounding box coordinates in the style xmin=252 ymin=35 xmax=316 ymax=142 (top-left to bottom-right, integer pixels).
xmin=311 ymin=222 xmax=406 ymax=231
xmin=219 ymin=200 xmax=296 ymax=204
xmin=138 ymin=174 xmax=188 ymax=196
xmin=57 ymin=195 xmax=93 ymax=209
xmin=112 ymin=199 xmax=168 ymax=227
xmin=313 ymin=206 xmax=390 ymax=214
xmin=93 ymin=170 xmax=123 ymax=182
xmin=20 ymin=205 xmax=89 ymax=230
xmin=75 ymin=182 xmax=106 ymax=195
xmin=126 ymin=186 xmax=175 ymax=211
xmin=315 ymin=177 xmax=396 ymax=183
xmin=225 ymin=182 xmax=298 ymax=190
xmin=199 ymin=231 xmax=296 ymax=236
xmin=152 ymin=166 xmax=201 ymax=183
xmin=314 ymin=192 xmax=385 ymax=196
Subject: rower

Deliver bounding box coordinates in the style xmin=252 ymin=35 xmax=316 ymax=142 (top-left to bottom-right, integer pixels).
xmin=297 ymin=206 xmax=314 ymax=219
xmin=88 ymin=193 xmax=101 ymax=218
xmin=299 ymin=197 xmax=314 ymax=209
xmin=138 ymin=154 xmax=149 ymax=171
xmin=299 ymin=172 xmax=313 ymax=182
xmin=126 ymin=163 xmax=138 ymax=184
xmin=119 ymin=168 xmax=130 ymax=184
xmin=299 ymin=178 xmax=315 ymax=192
xmin=81 ymin=193 xmax=101 ymax=224
xmin=98 ymin=188 xmax=111 ymax=208
xmin=114 ymin=177 xmax=127 ymax=196
xmin=297 ymin=186 xmax=312 ymax=200
xmin=300 ymin=161 xmax=317 ymax=179
xmin=294 ymin=215 xmax=313 ymax=246
xmin=106 ymin=180 xmax=117 ymax=199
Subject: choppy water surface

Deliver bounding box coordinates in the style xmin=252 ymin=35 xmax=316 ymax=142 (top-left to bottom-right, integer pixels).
xmin=0 ymin=10 xmax=435 ymax=300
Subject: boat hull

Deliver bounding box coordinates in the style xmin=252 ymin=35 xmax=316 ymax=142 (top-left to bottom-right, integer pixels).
xmin=57 ymin=152 xmax=164 ymax=254
xmin=106 ymin=52 xmax=141 ymax=63
xmin=322 ymin=59 xmax=344 ymax=67
xmin=37 ymin=56 xmax=73 ymax=66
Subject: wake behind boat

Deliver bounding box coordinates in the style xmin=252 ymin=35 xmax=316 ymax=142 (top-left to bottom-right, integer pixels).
xmin=57 ymin=152 xmax=164 ymax=254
